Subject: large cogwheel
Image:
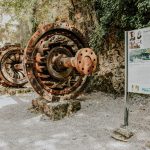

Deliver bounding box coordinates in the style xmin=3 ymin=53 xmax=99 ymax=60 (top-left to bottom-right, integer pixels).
xmin=24 ymin=22 xmax=91 ymax=101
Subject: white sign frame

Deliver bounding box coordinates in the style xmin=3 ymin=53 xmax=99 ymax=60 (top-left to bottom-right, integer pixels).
xmin=124 ymin=27 xmax=150 ymax=126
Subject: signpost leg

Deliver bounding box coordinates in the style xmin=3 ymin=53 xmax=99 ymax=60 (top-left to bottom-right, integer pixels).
xmin=124 ymin=100 xmax=129 ymax=126
xmin=124 ymin=31 xmax=129 ymax=126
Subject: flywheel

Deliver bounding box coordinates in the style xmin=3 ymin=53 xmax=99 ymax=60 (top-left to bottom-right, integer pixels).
xmin=0 ymin=44 xmax=27 ymax=87
xmin=24 ymin=22 xmax=97 ymax=101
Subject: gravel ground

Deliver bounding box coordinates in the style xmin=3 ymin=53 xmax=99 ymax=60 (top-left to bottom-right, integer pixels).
xmin=0 ymin=90 xmax=149 ymax=150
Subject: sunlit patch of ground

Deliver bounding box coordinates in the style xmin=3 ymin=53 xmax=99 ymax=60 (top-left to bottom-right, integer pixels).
xmin=0 ymin=91 xmax=149 ymax=150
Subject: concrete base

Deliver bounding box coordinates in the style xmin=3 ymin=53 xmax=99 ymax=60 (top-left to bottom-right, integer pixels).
xmin=111 ymin=127 xmax=134 ymax=142
xmin=31 ymin=97 xmax=81 ymax=121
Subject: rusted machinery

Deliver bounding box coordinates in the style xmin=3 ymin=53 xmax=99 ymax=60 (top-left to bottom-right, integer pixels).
xmin=0 ymin=43 xmax=27 ymax=87
xmin=24 ymin=22 xmax=97 ymax=101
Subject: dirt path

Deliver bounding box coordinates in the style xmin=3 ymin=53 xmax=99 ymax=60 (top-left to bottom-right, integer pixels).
xmin=0 ymin=91 xmax=149 ymax=150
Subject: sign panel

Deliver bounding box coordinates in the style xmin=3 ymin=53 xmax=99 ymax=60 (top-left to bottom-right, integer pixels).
xmin=127 ymin=27 xmax=150 ymax=94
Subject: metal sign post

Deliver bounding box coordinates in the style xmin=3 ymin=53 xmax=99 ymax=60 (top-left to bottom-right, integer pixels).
xmin=124 ymin=31 xmax=129 ymax=126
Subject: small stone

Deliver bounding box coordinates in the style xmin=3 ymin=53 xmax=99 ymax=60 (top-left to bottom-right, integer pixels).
xmin=27 ymin=106 xmax=33 ymax=110
xmin=145 ymin=141 xmax=150 ymax=148
xmin=10 ymin=91 xmax=16 ymax=95
xmin=30 ymin=109 xmax=36 ymax=113
xmin=40 ymin=114 xmax=50 ymax=121
xmin=72 ymin=137 xmax=77 ymax=140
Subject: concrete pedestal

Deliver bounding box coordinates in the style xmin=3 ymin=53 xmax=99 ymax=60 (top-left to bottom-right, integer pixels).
xmin=31 ymin=97 xmax=81 ymax=121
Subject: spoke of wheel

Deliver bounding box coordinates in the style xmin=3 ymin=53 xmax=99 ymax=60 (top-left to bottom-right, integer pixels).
xmin=15 ymin=53 xmax=20 ymax=62
xmin=13 ymin=72 xmax=17 ymax=79
xmin=10 ymin=70 xmax=15 ymax=79
xmin=6 ymin=58 xmax=13 ymax=64
xmin=18 ymin=54 xmax=21 ymax=62
xmin=16 ymin=72 xmax=21 ymax=79
xmin=10 ymin=54 xmax=16 ymax=61
xmin=5 ymin=63 xmax=11 ymax=69
xmin=18 ymin=70 xmax=25 ymax=77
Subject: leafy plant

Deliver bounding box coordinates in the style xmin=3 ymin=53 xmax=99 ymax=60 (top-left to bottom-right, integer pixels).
xmin=80 ymin=0 xmax=150 ymax=52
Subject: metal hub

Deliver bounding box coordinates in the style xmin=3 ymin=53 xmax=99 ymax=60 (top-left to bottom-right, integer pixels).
xmin=46 ymin=46 xmax=73 ymax=80
xmin=60 ymin=48 xmax=97 ymax=75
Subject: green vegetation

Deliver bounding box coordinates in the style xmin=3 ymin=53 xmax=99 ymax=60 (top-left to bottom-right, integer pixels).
xmin=80 ymin=0 xmax=150 ymax=52
xmin=0 ymin=0 xmax=51 ymax=46
xmin=0 ymin=0 xmax=50 ymax=32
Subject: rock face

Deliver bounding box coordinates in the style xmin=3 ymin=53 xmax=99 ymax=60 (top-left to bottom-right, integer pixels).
xmin=68 ymin=0 xmax=97 ymax=35
xmin=97 ymin=37 xmax=125 ymax=93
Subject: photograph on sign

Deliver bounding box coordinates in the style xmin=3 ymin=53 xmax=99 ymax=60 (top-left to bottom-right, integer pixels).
xmin=128 ymin=27 xmax=150 ymax=94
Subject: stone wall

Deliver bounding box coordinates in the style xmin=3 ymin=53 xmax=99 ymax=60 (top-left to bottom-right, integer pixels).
xmin=97 ymin=36 xmax=124 ymax=93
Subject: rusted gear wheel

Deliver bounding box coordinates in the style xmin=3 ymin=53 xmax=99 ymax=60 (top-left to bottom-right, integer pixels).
xmin=24 ymin=22 xmax=89 ymax=101
xmin=0 ymin=45 xmax=27 ymax=87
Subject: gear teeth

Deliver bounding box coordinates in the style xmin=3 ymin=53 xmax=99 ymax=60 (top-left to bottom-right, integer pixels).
xmin=37 ymin=73 xmax=50 ymax=78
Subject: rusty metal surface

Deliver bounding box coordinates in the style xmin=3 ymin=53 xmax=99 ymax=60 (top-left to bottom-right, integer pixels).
xmin=0 ymin=44 xmax=27 ymax=87
xmin=60 ymin=48 xmax=97 ymax=75
xmin=24 ymin=22 xmax=96 ymax=101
